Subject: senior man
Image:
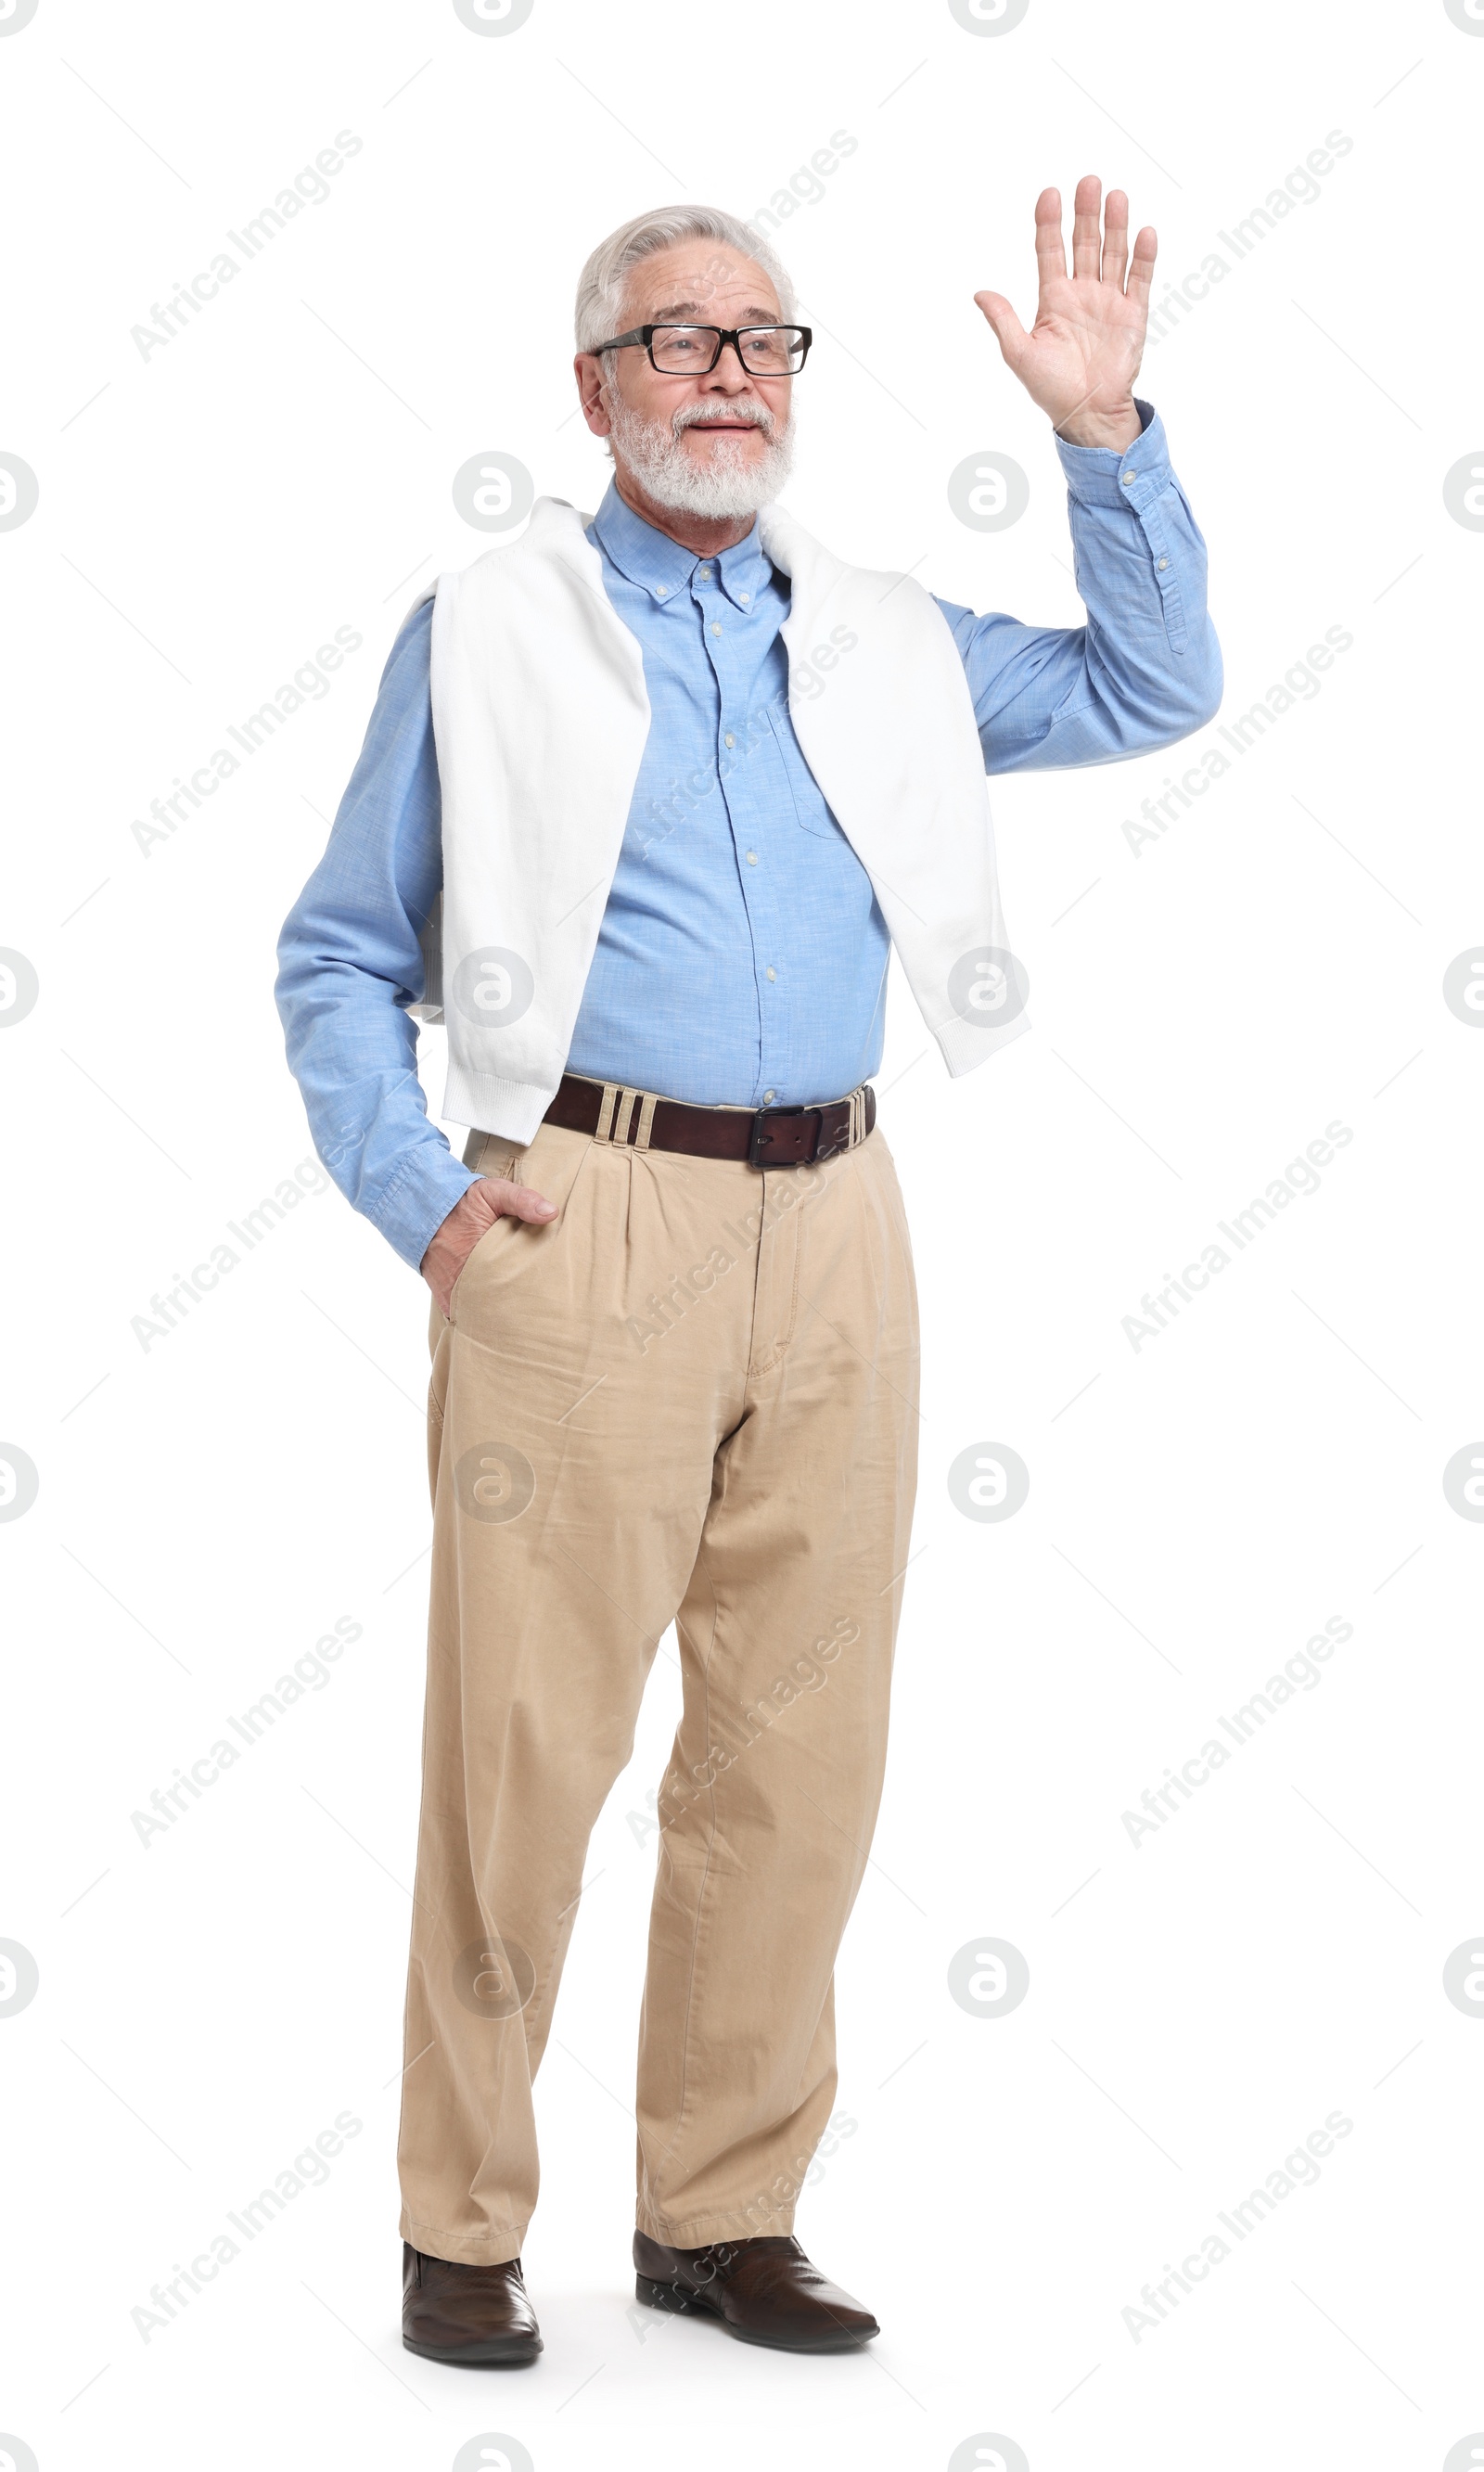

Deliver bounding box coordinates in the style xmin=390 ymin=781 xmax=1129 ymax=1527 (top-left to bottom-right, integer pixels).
xmin=276 ymin=183 xmax=1220 ymax=2363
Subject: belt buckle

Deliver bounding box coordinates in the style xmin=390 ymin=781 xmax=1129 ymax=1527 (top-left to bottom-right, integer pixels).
xmin=748 ymin=1104 xmax=820 ymax=1168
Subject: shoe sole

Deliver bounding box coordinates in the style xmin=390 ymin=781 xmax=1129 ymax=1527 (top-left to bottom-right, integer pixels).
xmin=633 ymin=2273 xmax=877 ymax=2352
xmin=403 ymin=2333 xmax=543 ymax=2367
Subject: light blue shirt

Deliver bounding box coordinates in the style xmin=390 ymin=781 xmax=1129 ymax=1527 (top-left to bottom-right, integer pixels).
xmin=275 ymin=402 xmax=1220 ymax=1268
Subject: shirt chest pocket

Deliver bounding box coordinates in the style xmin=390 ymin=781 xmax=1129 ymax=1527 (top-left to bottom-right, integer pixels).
xmin=765 ymin=704 xmax=851 ymax=843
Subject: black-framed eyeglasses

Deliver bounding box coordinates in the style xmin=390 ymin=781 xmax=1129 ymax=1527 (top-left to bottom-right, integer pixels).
xmin=591 ymin=323 xmax=812 ymax=377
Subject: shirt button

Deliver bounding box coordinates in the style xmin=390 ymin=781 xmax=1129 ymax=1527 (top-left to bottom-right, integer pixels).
xmin=1121 ymin=470 xmax=1136 ymax=486
xmin=1158 ymin=556 xmax=1169 ymax=570
xmin=765 ymin=966 xmax=776 ymax=981
xmin=724 ymin=733 xmax=736 ymax=748
xmin=746 ymin=850 xmax=758 ymax=865
xmin=738 ymin=590 xmax=750 ymax=604
xmin=656 ymin=585 xmax=668 ymax=596
xmin=763 ymin=1090 xmax=775 ymax=1103
xmin=710 ymin=622 xmax=723 ymax=637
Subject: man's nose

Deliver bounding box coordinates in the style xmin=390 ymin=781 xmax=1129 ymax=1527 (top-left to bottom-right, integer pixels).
xmin=704 ymin=340 xmax=754 ymax=387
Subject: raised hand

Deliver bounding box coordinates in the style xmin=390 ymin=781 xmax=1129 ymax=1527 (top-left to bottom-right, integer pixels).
xmin=974 ymin=175 xmax=1155 ymax=453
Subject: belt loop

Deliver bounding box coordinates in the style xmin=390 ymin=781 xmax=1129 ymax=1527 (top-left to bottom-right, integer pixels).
xmin=611 ymin=1087 xmax=638 ymax=1147
xmin=595 ymin=1082 xmax=619 ymax=1144
xmin=633 ymin=1091 xmax=658 ymax=1151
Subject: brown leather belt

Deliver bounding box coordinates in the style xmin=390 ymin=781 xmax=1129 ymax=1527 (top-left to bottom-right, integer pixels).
xmin=543 ymin=1072 xmax=876 ymax=1167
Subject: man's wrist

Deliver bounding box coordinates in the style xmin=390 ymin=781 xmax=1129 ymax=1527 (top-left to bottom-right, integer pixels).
xmin=1055 ymin=400 xmax=1164 ymax=511
xmin=398 ymin=1156 xmax=480 ymax=1274
xmin=1054 ymin=401 xmax=1143 ymax=454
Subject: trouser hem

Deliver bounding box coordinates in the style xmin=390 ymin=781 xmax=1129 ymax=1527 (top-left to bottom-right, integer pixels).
xmin=635 ymin=2202 xmax=797 ymax=2247
xmin=400 ymin=2209 xmax=528 ymax=2267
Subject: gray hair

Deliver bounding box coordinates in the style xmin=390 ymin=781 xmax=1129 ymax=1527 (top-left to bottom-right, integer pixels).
xmin=574 ymin=203 xmax=797 ymax=352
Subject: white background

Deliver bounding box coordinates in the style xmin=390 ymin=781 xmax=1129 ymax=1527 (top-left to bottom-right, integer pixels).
xmin=3 ymin=2 xmax=1482 ymax=2467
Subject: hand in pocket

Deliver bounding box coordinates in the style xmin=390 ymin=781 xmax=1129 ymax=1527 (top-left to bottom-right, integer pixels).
xmin=422 ymin=1175 xmax=557 ymax=1320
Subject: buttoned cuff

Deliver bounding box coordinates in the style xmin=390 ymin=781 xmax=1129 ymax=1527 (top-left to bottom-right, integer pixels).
xmin=1054 ymin=398 xmax=1167 ymax=513
xmin=367 ymin=1144 xmax=480 ymax=1272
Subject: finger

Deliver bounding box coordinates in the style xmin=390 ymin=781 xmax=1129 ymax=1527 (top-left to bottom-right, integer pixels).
xmin=1070 ymin=173 xmax=1103 ymax=281
xmin=1125 ymin=224 xmax=1158 ymax=307
xmin=1032 ymin=186 xmax=1066 ymax=302
xmin=972 ymin=289 xmax=1030 ymax=373
xmin=502 ymin=1184 xmax=558 ymax=1222
xmin=1101 ymin=187 xmax=1130 ymax=288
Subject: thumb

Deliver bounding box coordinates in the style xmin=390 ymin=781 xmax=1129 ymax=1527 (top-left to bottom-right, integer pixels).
xmin=503 ymin=1183 xmax=558 ymax=1223
xmin=973 ymin=290 xmax=1030 ymax=372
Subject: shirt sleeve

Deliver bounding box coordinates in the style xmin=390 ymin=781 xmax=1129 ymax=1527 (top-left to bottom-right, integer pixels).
xmin=274 ymin=599 xmax=478 ymax=1271
xmin=934 ymin=399 xmax=1223 ymax=775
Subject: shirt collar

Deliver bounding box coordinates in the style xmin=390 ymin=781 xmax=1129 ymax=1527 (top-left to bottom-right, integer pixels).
xmin=589 ymin=480 xmax=770 ymax=611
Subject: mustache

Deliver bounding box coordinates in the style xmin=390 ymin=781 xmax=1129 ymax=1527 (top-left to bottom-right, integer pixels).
xmin=672 ymin=400 xmax=777 ymax=439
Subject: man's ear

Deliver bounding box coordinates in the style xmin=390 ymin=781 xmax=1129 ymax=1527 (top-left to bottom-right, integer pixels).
xmin=573 ymin=352 xmax=613 ymax=438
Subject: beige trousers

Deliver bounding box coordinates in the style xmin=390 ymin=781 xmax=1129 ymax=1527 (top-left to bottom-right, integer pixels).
xmin=396 ymin=1108 xmax=919 ymax=2263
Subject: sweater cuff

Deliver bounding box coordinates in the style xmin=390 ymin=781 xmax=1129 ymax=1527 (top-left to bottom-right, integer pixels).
xmin=368 ymin=1144 xmax=480 ymax=1272
xmin=1055 ymin=398 xmax=1167 ymax=513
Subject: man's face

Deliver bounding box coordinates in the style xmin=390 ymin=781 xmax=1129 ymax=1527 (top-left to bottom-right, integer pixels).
xmin=575 ymin=241 xmax=796 ymax=520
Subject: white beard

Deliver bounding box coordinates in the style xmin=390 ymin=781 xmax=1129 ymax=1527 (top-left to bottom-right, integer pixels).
xmin=607 ymin=395 xmax=795 ymax=519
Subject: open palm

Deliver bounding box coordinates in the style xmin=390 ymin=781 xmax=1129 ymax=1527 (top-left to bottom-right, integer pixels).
xmin=975 ymin=175 xmax=1155 ymax=451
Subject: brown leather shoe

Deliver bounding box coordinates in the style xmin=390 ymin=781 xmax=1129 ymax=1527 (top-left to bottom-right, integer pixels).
xmin=402 ymin=2242 xmax=543 ymax=2365
xmin=633 ymin=2230 xmax=878 ymax=2352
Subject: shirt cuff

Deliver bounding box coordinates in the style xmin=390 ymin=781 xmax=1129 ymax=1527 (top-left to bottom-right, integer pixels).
xmin=366 ymin=1143 xmax=479 ymax=1272
xmin=1054 ymin=398 xmax=1167 ymax=514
